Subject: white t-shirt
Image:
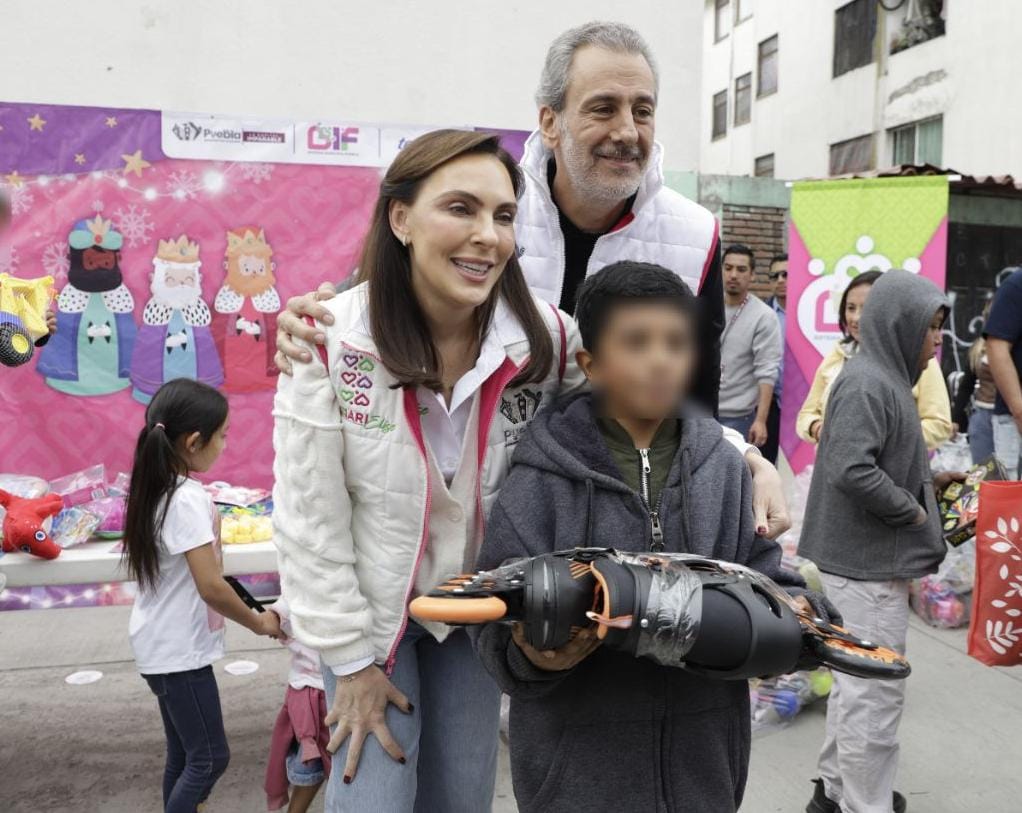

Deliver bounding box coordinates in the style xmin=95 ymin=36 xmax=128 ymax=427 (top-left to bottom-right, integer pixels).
xmin=129 ymin=478 xmax=226 ymax=675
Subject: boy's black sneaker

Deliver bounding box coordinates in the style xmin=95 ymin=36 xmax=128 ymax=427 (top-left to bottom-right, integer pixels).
xmin=805 ymin=779 xmax=907 ymax=812
xmin=806 ymin=779 xmax=838 ymax=813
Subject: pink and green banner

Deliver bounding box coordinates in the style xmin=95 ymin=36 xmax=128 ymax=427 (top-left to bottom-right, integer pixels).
xmin=782 ymin=176 xmax=949 ymax=473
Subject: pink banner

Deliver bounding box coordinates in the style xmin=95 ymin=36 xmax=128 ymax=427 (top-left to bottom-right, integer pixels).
xmin=781 ymin=176 xmax=949 ymax=473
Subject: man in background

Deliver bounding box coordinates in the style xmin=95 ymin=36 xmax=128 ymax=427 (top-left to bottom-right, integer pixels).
xmin=718 ymin=244 xmax=782 ymax=449
xmin=762 ymin=254 xmax=787 ymax=464
xmin=985 ymin=267 xmax=1022 ymax=478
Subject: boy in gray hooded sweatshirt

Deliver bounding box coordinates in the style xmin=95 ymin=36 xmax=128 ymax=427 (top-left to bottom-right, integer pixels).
xmin=476 ymin=262 xmax=838 ymax=813
xmin=799 ymin=269 xmax=949 ymax=813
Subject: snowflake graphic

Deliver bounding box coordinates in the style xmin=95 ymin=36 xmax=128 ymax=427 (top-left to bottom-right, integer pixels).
xmin=239 ymin=162 xmax=273 ymax=184
xmin=165 ymin=169 xmax=201 ymax=200
xmin=0 ymin=245 xmax=18 ymax=275
xmin=91 ymin=199 xmax=104 ymax=213
xmin=41 ymin=241 xmax=71 ymax=281
xmin=2 ymin=183 xmax=35 ymax=215
xmin=112 ymin=204 xmax=156 ymax=248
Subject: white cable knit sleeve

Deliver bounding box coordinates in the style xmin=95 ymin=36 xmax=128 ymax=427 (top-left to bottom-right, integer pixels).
xmin=272 ymin=341 xmax=375 ymax=669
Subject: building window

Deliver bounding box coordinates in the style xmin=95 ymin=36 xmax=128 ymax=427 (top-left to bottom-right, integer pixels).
xmin=712 ymin=90 xmax=728 ymax=140
xmin=734 ymin=73 xmax=752 ymax=126
xmin=891 ymin=0 xmax=945 ymax=54
xmin=754 ymin=154 xmax=775 ymax=178
xmin=715 ymin=0 xmax=731 ymax=42
xmin=829 ymin=133 xmax=874 ymax=175
xmin=736 ymin=0 xmax=753 ymax=23
xmin=758 ymin=35 xmax=778 ymax=97
xmin=891 ymin=116 xmax=943 ymax=166
xmin=833 ymin=0 xmax=877 ymax=78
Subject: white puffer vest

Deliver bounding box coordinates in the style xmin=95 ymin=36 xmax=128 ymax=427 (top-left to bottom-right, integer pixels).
xmin=514 ymin=130 xmax=719 ymax=304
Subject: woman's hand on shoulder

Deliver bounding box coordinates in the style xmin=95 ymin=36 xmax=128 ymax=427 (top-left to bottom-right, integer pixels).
xmin=275 ymin=282 xmax=338 ymax=374
xmin=745 ymin=451 xmax=792 ymax=538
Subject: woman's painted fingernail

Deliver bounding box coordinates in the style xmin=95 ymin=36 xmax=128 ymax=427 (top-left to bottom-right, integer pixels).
xmin=315 ymin=333 xmax=326 ymax=344
xmin=343 ymin=775 xmax=352 ymax=785
xmin=399 ymin=757 xmax=407 ymax=765
xmin=757 ymin=526 xmax=767 ymax=535
xmin=407 ymin=703 xmax=415 ymax=713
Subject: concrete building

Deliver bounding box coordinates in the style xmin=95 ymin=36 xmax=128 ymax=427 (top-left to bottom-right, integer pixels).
xmin=700 ymin=0 xmax=1022 ymax=181
xmin=0 ymin=1 xmax=704 ymax=170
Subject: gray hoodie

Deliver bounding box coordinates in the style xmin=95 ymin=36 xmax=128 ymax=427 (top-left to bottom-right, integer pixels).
xmin=798 ymin=270 xmax=949 ymax=580
xmin=474 ymin=393 xmax=803 ymax=813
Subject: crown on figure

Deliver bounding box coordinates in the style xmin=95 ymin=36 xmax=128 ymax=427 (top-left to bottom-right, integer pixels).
xmin=225 ymin=226 xmax=273 ymax=257
xmin=156 ymin=234 xmax=201 ymax=263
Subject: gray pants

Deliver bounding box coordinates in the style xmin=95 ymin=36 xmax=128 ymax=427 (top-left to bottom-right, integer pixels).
xmin=818 ymin=574 xmax=911 ymax=813
xmin=992 ymin=413 xmax=1022 ymax=479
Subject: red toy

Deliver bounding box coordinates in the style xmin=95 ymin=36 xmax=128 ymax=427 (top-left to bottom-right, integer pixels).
xmin=0 ymin=489 xmax=65 ymax=559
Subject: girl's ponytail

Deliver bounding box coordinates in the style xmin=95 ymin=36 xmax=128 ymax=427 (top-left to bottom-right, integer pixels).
xmin=122 ymin=379 xmax=229 ymax=591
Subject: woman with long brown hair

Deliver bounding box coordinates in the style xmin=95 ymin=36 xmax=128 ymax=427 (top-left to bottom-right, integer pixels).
xmin=272 ymin=129 xmax=584 ymax=811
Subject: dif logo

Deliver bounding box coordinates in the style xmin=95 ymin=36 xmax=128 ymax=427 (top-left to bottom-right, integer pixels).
xmin=307 ymin=125 xmax=360 ymax=152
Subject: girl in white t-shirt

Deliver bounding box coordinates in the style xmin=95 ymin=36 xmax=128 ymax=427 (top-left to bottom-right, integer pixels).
xmin=123 ymin=378 xmax=282 ymax=813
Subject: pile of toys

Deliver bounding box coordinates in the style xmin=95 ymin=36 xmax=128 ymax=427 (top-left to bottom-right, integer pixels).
xmin=750 ymin=669 xmax=834 ymax=732
xmin=204 ymin=482 xmax=274 ymax=545
xmin=0 ymin=466 xmax=129 ymax=559
xmin=747 ymin=548 xmax=834 ymax=733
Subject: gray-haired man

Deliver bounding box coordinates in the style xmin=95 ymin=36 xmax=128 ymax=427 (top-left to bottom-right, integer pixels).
xmin=274 ymin=21 xmax=790 ymax=535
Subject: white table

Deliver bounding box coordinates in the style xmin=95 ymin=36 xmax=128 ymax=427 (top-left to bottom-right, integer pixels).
xmin=0 ymin=539 xmax=278 ymax=588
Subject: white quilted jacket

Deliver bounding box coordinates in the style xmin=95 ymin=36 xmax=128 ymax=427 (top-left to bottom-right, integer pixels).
xmin=272 ymin=284 xmax=583 ymax=673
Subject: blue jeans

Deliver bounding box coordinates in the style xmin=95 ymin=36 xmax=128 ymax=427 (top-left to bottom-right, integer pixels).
xmin=321 ymin=622 xmax=500 ymax=812
xmin=143 ymin=665 xmax=230 ymax=813
xmin=719 ymin=411 xmax=756 ymax=443
xmin=968 ymin=407 xmax=995 ymax=464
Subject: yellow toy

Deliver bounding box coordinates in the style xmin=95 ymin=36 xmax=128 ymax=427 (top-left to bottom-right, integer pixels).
xmin=0 ymin=273 xmax=55 ymax=367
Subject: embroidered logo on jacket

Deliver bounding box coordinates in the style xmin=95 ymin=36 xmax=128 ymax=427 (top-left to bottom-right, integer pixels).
xmin=501 ymin=387 xmax=544 ymax=464
xmin=337 ymin=350 xmax=395 ymax=434
xmin=500 ymin=388 xmax=543 ymax=425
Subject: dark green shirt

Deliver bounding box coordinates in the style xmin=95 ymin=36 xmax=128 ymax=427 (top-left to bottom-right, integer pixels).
xmin=596 ymin=418 xmax=681 ymax=510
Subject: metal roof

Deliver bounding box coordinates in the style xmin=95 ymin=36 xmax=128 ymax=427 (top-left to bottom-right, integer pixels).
xmin=836 ymin=164 xmax=1022 ymax=195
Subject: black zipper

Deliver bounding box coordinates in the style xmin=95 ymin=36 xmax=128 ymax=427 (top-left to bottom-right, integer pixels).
xmin=638 ymin=448 xmax=666 ymax=552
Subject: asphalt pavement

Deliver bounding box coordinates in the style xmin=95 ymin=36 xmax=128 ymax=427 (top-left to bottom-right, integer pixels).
xmin=1 ymin=602 xmax=1019 ymax=812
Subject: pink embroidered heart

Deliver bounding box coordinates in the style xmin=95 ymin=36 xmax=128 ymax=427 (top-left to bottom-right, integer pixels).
xmin=356 ymin=375 xmax=373 ymax=389
xmin=341 ymin=371 xmax=357 ymax=385
xmin=354 ymin=392 xmax=370 ymax=407
xmin=343 ymin=354 xmax=359 ymax=369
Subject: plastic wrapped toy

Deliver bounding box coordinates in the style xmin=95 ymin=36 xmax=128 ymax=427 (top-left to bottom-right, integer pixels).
xmin=220 ymin=511 xmax=273 ymax=545
xmin=938 ymin=457 xmax=1006 ymax=547
xmin=0 ymin=489 xmax=64 ymax=559
xmin=411 ymin=548 xmax=912 ymax=681
xmin=0 ymin=273 xmax=55 ymax=366
xmin=86 ymin=495 xmax=126 ymax=539
xmin=910 ymin=540 xmax=976 ymax=629
xmin=51 ymin=505 xmax=102 ymax=549
xmin=750 ymin=669 xmax=833 ymax=732
xmin=50 ymin=465 xmax=108 ymax=508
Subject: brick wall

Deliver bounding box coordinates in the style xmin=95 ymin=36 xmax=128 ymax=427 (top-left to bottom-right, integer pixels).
xmin=720 ymin=203 xmax=788 ymax=300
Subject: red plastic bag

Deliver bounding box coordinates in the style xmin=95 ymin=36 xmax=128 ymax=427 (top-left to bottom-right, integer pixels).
xmin=967 ymin=482 xmax=1022 ymax=666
